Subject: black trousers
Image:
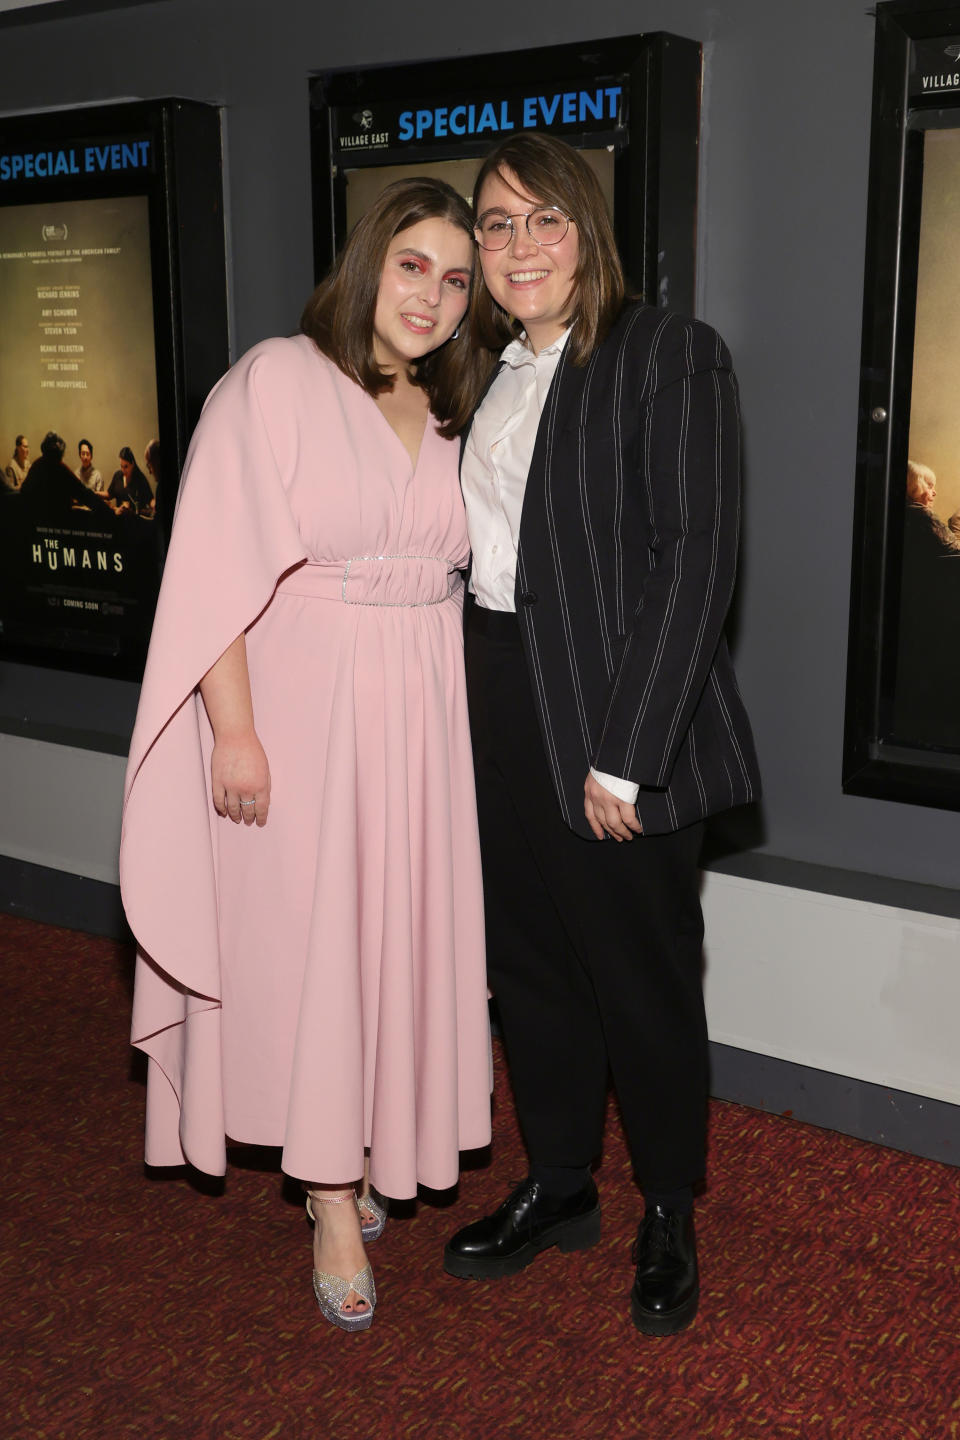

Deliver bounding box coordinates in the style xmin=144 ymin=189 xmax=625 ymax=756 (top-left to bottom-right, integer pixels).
xmin=466 ymin=604 xmax=709 ymax=1191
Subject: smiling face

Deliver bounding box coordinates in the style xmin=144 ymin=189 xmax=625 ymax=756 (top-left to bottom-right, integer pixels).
xmin=475 ymin=165 xmax=579 ymax=354
xmin=372 ymin=217 xmax=473 ymax=373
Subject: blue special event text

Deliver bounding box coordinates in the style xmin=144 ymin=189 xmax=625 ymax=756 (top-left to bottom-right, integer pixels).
xmin=0 ymin=139 xmax=151 ymax=182
xmin=396 ymin=87 xmax=623 ymax=141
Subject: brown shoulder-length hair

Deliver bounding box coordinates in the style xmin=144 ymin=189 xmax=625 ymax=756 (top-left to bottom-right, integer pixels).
xmin=469 ymin=132 xmax=626 ymax=365
xmin=301 ymin=176 xmax=496 ymax=437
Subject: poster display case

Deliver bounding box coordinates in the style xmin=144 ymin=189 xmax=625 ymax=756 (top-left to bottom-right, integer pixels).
xmin=0 ymin=99 xmax=228 ymax=681
xmin=309 ymin=34 xmax=702 ymax=314
xmin=845 ymin=0 xmax=960 ymax=809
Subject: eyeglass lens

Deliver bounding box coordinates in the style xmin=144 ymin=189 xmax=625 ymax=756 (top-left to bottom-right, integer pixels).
xmin=475 ymin=208 xmax=569 ymax=249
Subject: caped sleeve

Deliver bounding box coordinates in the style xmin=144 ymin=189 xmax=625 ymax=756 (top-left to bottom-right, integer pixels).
xmin=120 ymin=339 xmax=308 ymax=1002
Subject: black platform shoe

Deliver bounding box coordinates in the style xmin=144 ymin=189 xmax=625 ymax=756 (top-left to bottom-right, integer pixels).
xmin=444 ymin=1177 xmax=601 ymax=1279
xmin=630 ymin=1205 xmax=699 ymax=1336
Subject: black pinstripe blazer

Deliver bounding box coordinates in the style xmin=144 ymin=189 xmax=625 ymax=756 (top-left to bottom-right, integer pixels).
xmin=479 ymin=301 xmax=760 ymax=839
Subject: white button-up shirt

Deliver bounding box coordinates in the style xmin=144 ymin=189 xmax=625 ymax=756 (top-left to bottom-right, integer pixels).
xmin=461 ymin=330 xmax=638 ymax=806
xmin=462 ymin=330 xmax=568 ymax=612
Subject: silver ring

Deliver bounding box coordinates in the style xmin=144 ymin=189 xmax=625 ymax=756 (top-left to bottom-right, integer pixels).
xmin=239 ymin=798 xmax=256 ymax=807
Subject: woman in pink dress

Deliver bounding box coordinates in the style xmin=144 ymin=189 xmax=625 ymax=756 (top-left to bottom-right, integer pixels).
xmin=120 ymin=179 xmax=495 ymax=1332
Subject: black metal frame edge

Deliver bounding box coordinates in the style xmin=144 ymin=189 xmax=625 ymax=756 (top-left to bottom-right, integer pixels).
xmin=843 ymin=2 xmax=960 ymax=808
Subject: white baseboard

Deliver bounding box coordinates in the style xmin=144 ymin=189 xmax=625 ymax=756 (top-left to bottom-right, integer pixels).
xmin=702 ymin=870 xmax=960 ymax=1107
xmin=0 ymin=732 xmax=124 ymax=885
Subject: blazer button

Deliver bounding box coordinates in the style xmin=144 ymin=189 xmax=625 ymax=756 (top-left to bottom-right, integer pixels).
xmin=520 ymin=590 xmax=538 ymax=606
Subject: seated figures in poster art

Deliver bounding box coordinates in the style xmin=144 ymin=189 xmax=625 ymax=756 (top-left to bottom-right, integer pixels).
xmin=895 ymin=459 xmax=960 ymax=747
xmin=76 ymin=438 xmax=105 ymax=492
xmin=4 ymin=435 xmax=30 ymax=489
xmin=18 ymin=431 xmax=109 ymax=520
xmin=108 ymin=446 xmax=154 ymax=516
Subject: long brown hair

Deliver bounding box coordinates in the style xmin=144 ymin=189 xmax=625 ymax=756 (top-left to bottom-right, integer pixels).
xmin=301 ymin=177 xmax=495 ymax=437
xmin=469 ymin=133 xmax=626 ymax=365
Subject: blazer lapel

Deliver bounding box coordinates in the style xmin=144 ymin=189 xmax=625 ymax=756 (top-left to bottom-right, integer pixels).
xmin=518 ymin=344 xmax=591 ymax=540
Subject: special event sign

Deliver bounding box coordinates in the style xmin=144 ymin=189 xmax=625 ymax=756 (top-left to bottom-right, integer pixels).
xmin=332 ymin=78 xmax=626 ymax=164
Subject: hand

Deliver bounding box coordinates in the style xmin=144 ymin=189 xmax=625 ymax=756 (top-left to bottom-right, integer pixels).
xmin=211 ymin=732 xmax=271 ymax=826
xmin=583 ymin=772 xmax=643 ymax=842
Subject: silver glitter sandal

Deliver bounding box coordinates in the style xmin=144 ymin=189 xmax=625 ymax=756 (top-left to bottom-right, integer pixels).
xmin=305 ymin=1187 xmax=388 ymax=1244
xmin=356 ymin=1187 xmax=388 ymax=1243
xmin=312 ymin=1264 xmax=377 ymax=1332
xmin=305 ymin=1190 xmax=377 ymax=1332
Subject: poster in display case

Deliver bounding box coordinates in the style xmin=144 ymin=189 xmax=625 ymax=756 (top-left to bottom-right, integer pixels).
xmin=845 ymin=0 xmax=960 ymax=810
xmin=0 ymin=99 xmax=228 ymax=681
xmin=308 ymin=33 xmax=702 ymax=314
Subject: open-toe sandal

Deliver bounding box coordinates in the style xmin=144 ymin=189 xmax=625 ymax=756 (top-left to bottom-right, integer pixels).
xmin=305 ymin=1189 xmax=376 ymax=1332
xmin=306 ymin=1187 xmax=387 ymax=1244
xmin=356 ymin=1187 xmax=387 ymax=1243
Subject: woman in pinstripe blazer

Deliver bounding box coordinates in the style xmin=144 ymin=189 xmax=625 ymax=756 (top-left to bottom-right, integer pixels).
xmin=443 ymin=133 xmax=760 ymax=1336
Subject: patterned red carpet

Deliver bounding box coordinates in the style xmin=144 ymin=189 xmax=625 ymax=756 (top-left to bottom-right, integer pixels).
xmin=2 ymin=910 xmax=959 ymax=1440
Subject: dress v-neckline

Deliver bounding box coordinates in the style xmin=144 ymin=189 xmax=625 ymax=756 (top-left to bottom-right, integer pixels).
xmin=305 ymin=338 xmax=434 ymax=473
xmin=368 ymin=390 xmax=433 ymax=475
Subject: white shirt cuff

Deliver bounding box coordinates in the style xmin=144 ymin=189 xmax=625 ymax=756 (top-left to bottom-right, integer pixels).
xmin=589 ymin=767 xmax=640 ymax=805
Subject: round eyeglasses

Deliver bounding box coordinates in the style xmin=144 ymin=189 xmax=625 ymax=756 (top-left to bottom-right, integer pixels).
xmin=473 ymin=207 xmax=572 ymax=251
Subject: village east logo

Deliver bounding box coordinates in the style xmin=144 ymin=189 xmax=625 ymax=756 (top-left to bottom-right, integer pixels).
xmin=918 ymin=40 xmax=960 ymax=92
xmin=340 ymin=109 xmax=389 ymax=149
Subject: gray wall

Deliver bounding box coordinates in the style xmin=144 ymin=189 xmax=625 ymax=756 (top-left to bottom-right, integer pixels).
xmin=2 ymin=0 xmax=959 ymax=894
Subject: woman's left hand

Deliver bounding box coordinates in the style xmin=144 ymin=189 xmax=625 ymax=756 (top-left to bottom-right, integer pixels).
xmin=211 ymin=731 xmax=271 ymax=826
xmin=583 ymin=772 xmax=643 ymax=842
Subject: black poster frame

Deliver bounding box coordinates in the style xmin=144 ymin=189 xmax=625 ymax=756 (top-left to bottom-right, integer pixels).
xmin=0 ymin=98 xmax=229 ymax=682
xmin=845 ymin=0 xmax=960 ymax=809
xmin=308 ymin=34 xmax=701 ymax=316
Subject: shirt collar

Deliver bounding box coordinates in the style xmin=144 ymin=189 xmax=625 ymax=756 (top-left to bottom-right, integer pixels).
xmin=501 ymin=327 xmax=571 ymax=369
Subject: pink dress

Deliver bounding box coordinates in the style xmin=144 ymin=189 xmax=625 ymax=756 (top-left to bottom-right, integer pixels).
xmin=120 ymin=335 xmax=491 ymax=1198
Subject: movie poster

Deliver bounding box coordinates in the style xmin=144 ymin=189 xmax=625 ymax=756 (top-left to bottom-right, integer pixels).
xmin=0 ymin=193 xmax=162 ymax=666
xmin=894 ymin=126 xmax=960 ymax=750
xmin=340 ymin=152 xmax=614 ymax=232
